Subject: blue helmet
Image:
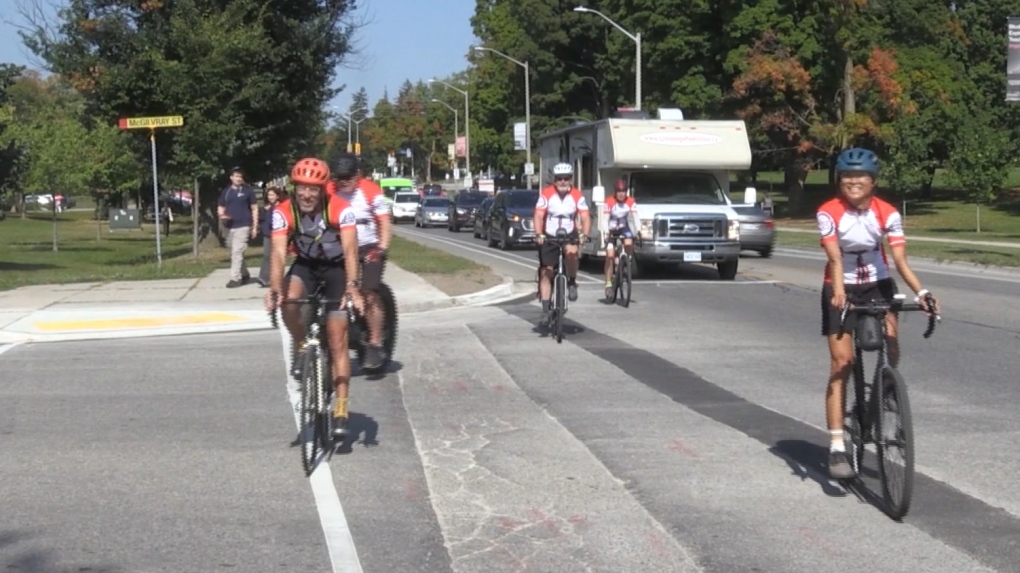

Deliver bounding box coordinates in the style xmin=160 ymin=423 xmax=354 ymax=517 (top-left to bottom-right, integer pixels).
xmin=835 ymin=147 xmax=879 ymax=176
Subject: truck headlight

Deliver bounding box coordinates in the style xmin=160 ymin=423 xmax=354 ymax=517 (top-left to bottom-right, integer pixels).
xmin=728 ymin=219 xmax=740 ymax=241
xmin=639 ymin=219 xmax=654 ymax=239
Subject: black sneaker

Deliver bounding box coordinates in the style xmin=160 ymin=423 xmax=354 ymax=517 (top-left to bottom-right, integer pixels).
xmin=362 ymin=344 xmax=384 ymax=370
xmin=333 ymin=415 xmax=349 ymax=437
xmin=226 ymin=280 xmax=242 ymax=288
xmin=568 ymin=283 xmax=578 ymax=302
xmin=828 ymin=450 xmax=855 ymax=479
xmin=539 ymin=309 xmax=551 ymax=327
xmin=290 ymin=345 xmax=306 ymax=380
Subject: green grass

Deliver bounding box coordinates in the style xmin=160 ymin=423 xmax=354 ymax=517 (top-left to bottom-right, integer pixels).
xmin=387 ymin=235 xmax=481 ymax=274
xmin=0 ymin=210 xmax=249 ymax=291
xmin=776 ymin=230 xmax=1020 ymax=267
xmin=0 ymin=213 xmax=482 ymax=291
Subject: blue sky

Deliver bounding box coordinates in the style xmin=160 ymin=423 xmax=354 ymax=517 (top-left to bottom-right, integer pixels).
xmin=0 ymin=0 xmax=478 ymax=114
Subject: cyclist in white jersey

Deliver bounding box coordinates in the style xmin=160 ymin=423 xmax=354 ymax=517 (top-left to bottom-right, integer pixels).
xmin=602 ymin=178 xmax=638 ymax=299
xmin=328 ymin=154 xmax=392 ymax=369
xmin=817 ymin=147 xmax=940 ymax=479
xmin=534 ymin=162 xmax=590 ymax=326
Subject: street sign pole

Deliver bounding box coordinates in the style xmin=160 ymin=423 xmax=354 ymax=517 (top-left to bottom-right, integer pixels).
xmin=117 ymin=115 xmax=184 ymax=267
xmin=149 ymin=129 xmax=162 ymax=265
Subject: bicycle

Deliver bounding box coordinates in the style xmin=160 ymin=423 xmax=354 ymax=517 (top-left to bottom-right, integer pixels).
xmin=837 ymin=292 xmax=939 ymax=520
xmin=269 ymin=285 xmax=345 ymax=477
xmin=542 ymin=229 xmax=583 ymax=344
xmin=347 ymin=280 xmax=399 ymax=375
xmin=605 ymin=232 xmax=640 ymax=307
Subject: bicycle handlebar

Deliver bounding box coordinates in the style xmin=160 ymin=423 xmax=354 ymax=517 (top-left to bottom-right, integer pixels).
xmin=837 ymin=293 xmax=941 ymax=340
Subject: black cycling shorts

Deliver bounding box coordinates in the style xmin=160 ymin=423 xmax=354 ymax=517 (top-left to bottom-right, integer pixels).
xmin=537 ymin=231 xmax=579 ymax=268
xmin=820 ymin=278 xmax=898 ymax=336
xmin=286 ymin=258 xmax=347 ymax=315
xmin=359 ymin=244 xmax=386 ymax=291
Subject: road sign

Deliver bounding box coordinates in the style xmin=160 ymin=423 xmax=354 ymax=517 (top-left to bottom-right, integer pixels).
xmin=117 ymin=115 xmax=184 ymax=130
xmin=524 ymin=162 xmax=534 ymax=175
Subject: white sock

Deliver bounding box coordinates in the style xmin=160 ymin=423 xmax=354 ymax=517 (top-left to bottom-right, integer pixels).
xmin=829 ymin=430 xmax=846 ymax=453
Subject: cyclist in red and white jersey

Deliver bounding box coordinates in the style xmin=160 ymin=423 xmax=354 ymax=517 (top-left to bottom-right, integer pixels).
xmin=602 ymin=178 xmax=638 ymax=299
xmin=817 ymin=147 xmax=940 ymax=479
xmin=325 ymin=153 xmax=392 ymax=370
xmin=533 ymin=162 xmax=590 ymax=326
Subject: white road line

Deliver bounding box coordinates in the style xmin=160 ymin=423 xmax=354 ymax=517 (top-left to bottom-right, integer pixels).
xmin=396 ymin=228 xmax=604 ymax=283
xmin=0 ymin=342 xmax=22 ymax=357
xmin=277 ymin=326 xmax=363 ymax=573
xmin=774 ymin=248 xmax=1020 ymax=284
xmin=634 ymin=279 xmax=781 ymax=285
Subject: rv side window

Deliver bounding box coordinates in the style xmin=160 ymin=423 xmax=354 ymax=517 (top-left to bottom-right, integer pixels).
xmin=630 ymin=172 xmax=726 ymax=205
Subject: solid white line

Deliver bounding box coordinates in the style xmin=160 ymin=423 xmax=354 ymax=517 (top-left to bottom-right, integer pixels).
xmin=0 ymin=342 xmax=22 ymax=357
xmin=277 ymin=326 xmax=363 ymax=573
xmin=396 ymin=228 xmax=604 ymax=283
xmin=773 ymin=248 xmax=1020 ymax=284
xmin=634 ymin=279 xmax=781 ymax=285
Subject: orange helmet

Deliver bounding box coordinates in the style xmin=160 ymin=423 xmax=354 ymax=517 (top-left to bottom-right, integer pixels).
xmin=290 ymin=158 xmax=330 ymax=186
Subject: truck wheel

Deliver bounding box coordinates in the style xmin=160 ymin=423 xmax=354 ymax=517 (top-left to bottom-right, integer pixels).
xmin=717 ymin=259 xmax=738 ymax=280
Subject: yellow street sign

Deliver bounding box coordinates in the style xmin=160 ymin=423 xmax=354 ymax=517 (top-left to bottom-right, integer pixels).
xmin=118 ymin=115 xmax=184 ymax=130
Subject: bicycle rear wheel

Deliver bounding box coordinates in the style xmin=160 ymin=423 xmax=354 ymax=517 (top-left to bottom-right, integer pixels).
xmin=299 ymin=344 xmax=324 ymax=476
xmin=356 ymin=282 xmax=399 ymax=375
xmin=876 ymin=365 xmax=915 ymax=519
xmin=620 ymin=253 xmax=632 ymax=308
xmin=554 ymin=273 xmax=566 ymax=343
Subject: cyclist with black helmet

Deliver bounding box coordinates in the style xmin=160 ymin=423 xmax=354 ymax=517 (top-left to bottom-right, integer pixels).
xmin=327 ymin=153 xmax=392 ymax=370
xmin=265 ymin=158 xmax=365 ymax=437
xmin=818 ymin=147 xmax=940 ymax=479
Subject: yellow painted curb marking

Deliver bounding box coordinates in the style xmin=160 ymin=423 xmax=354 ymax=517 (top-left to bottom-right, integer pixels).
xmin=33 ymin=312 xmax=246 ymax=332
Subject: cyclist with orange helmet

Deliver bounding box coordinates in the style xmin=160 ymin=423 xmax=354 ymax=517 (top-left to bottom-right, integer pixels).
xmin=265 ymin=157 xmax=365 ymax=437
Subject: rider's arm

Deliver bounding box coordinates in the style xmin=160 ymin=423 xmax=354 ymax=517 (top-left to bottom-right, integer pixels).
xmin=534 ymin=192 xmax=547 ymax=236
xmin=883 ymin=210 xmax=925 ymax=294
xmin=817 ymin=210 xmax=844 ymax=295
xmin=577 ymin=192 xmax=591 ymax=236
xmin=268 ymin=207 xmax=290 ymax=294
xmin=335 ymin=205 xmax=361 ymax=291
xmin=372 ymin=192 xmax=392 ymax=251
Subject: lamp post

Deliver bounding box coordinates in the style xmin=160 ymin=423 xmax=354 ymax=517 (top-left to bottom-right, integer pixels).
xmin=430 ymin=99 xmax=459 ymax=170
xmin=428 ymin=78 xmax=470 ymax=176
xmin=573 ymin=6 xmax=641 ymax=111
xmin=473 ymin=46 xmax=532 ymax=188
xmin=335 ymin=105 xmax=367 ymax=152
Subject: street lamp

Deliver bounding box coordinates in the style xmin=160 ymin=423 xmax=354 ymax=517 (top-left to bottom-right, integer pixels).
xmin=335 ymin=105 xmax=368 ymax=152
xmin=574 ymin=6 xmax=641 ymax=111
xmin=430 ymin=99 xmax=459 ymax=169
xmin=472 ymin=46 xmax=533 ymax=188
xmin=428 ymin=78 xmax=470 ymax=175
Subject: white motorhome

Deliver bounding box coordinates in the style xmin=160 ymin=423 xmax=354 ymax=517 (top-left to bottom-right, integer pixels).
xmin=536 ymin=110 xmax=757 ymax=279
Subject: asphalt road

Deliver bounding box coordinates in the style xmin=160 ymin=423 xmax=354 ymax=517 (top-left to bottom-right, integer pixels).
xmin=1 ymin=223 xmax=1018 ymax=572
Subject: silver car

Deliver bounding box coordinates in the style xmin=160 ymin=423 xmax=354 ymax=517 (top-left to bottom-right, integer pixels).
xmin=731 ymin=204 xmax=776 ymax=257
xmin=415 ymin=197 xmax=451 ymax=228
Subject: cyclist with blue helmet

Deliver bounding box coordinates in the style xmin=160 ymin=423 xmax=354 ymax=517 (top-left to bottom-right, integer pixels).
xmin=817 ymin=147 xmax=940 ymax=479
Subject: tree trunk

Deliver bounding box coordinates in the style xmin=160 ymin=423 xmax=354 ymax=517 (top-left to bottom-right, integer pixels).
xmin=784 ymin=157 xmax=810 ymax=217
xmin=192 ymin=177 xmax=201 ymax=257
xmin=50 ymin=198 xmax=58 ymax=252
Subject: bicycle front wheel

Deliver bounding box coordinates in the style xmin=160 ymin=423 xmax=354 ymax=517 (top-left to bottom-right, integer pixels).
xmin=299 ymin=344 xmax=324 ymax=477
xmin=876 ymin=365 xmax=915 ymax=520
xmin=554 ymin=273 xmax=566 ymax=343
xmin=620 ymin=253 xmax=632 ymax=308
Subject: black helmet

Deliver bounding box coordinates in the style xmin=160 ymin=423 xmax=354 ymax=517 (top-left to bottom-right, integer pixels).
xmin=333 ymin=153 xmax=359 ymax=180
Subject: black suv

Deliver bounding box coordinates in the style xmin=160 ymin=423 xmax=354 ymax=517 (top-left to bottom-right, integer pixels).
xmin=447 ymin=191 xmax=488 ymax=232
xmin=486 ymin=189 xmax=539 ymax=250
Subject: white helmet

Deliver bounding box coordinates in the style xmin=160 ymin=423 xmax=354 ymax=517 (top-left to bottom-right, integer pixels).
xmin=552 ymin=163 xmax=573 ymax=176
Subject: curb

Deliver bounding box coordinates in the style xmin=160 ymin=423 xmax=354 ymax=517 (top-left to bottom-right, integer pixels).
xmin=0 ymin=277 xmax=521 ymax=346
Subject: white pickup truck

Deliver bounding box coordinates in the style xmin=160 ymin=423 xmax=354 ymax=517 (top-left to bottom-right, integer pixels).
xmin=536 ymin=109 xmax=757 ymax=279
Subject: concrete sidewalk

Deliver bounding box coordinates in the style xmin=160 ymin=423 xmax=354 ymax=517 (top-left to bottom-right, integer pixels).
xmin=0 ymin=264 xmax=517 ymax=344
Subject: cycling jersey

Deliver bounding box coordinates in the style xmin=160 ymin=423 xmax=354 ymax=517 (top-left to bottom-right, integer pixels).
xmin=535 ymin=185 xmax=589 ymax=235
xmin=816 ymin=196 xmax=905 ymax=285
xmin=271 ymin=196 xmax=357 ymax=260
xmin=604 ymin=196 xmax=637 ymax=231
xmin=326 ymin=178 xmax=390 ymax=247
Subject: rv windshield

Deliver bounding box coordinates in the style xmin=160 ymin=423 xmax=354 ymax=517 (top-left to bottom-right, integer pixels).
xmin=631 ymin=172 xmax=726 ymax=205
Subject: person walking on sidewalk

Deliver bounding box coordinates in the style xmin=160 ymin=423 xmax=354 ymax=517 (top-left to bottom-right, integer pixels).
xmin=256 ymin=185 xmax=287 ymax=287
xmin=218 ymin=166 xmax=259 ymax=288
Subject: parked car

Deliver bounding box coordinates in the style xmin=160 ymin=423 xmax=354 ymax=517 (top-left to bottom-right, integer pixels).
xmin=414 ymin=197 xmax=451 ymax=228
xmin=472 ymin=196 xmax=495 ymax=240
xmin=390 ymin=191 xmax=420 ymax=223
xmin=447 ymin=191 xmax=488 ymax=232
xmin=486 ymin=188 xmax=539 ymax=250
xmin=730 ymin=204 xmax=776 ymax=257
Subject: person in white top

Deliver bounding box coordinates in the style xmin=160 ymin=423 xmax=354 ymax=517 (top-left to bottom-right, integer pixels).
xmin=533 ymin=163 xmax=591 ymax=325
xmin=602 ymin=178 xmax=639 ymax=298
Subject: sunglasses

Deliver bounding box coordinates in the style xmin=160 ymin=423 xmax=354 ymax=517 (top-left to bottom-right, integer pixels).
xmin=554 ymin=176 xmax=571 ymax=182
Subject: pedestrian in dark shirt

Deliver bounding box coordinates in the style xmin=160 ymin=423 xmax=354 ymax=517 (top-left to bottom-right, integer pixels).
xmin=256 ymin=185 xmax=287 ymax=287
xmin=217 ymin=166 xmax=258 ymax=288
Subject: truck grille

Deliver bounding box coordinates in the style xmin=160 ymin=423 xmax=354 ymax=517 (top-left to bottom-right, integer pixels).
xmin=656 ymin=217 xmax=725 ymax=239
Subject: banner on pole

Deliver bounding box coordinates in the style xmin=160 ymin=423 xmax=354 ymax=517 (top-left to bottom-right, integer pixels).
xmin=1007 ymin=17 xmax=1020 ymax=101
xmin=455 ymin=136 xmax=466 ymax=158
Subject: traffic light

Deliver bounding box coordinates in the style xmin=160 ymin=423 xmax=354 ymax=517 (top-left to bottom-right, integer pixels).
xmin=355 ymin=142 xmax=361 ymax=155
